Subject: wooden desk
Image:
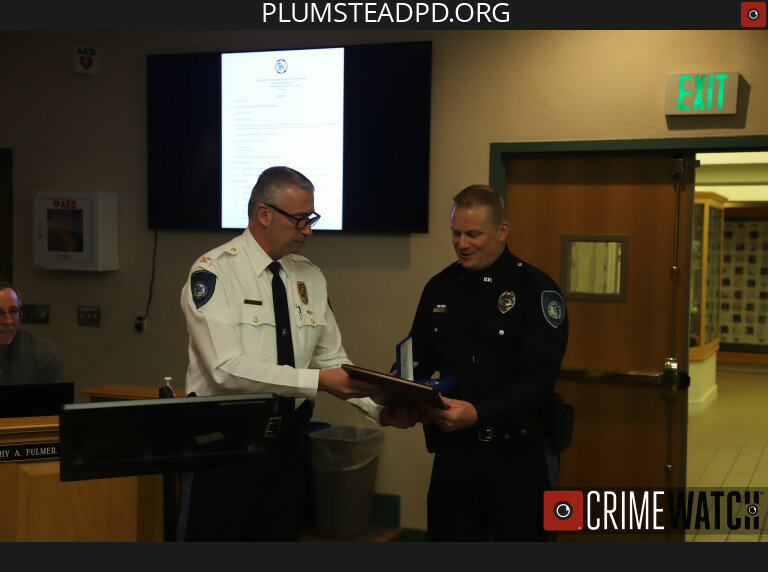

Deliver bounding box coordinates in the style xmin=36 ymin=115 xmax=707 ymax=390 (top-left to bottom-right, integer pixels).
xmin=0 ymin=415 xmax=58 ymax=445
xmin=0 ymin=415 xmax=162 ymax=541
xmin=81 ymin=384 xmax=186 ymax=401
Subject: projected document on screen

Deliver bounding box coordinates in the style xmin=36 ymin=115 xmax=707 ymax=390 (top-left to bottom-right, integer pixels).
xmin=221 ymin=48 xmax=344 ymax=230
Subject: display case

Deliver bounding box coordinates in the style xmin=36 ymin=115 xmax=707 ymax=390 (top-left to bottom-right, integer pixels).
xmin=689 ymin=192 xmax=727 ymax=361
xmin=717 ymin=204 xmax=768 ymax=363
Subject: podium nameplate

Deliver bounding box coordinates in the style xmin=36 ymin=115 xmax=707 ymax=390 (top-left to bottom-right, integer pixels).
xmin=0 ymin=441 xmax=60 ymax=463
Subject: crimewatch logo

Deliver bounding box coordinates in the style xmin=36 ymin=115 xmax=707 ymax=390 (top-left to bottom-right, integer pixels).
xmin=741 ymin=2 xmax=766 ymax=27
xmin=544 ymin=488 xmax=764 ymax=534
xmin=543 ymin=491 xmax=583 ymax=531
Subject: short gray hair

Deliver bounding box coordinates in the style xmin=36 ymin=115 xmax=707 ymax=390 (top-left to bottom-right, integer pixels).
xmin=247 ymin=166 xmax=315 ymax=219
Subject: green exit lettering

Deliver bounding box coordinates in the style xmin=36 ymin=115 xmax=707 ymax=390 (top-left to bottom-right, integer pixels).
xmin=678 ymin=73 xmax=729 ymax=111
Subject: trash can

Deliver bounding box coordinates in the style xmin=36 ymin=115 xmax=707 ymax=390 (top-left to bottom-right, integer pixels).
xmin=309 ymin=425 xmax=383 ymax=539
xmin=302 ymin=421 xmax=331 ymax=529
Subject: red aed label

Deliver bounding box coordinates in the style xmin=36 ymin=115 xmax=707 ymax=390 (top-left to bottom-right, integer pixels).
xmin=52 ymin=200 xmax=78 ymax=209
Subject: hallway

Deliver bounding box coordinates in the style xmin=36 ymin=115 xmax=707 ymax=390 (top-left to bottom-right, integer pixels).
xmin=685 ymin=369 xmax=768 ymax=541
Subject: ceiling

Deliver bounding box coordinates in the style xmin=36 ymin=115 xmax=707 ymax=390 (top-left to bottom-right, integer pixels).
xmin=696 ymin=151 xmax=768 ymax=204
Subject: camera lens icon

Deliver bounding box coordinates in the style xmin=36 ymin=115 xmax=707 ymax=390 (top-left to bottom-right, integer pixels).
xmin=748 ymin=8 xmax=760 ymax=19
xmin=554 ymin=501 xmax=573 ymax=520
xmin=748 ymin=504 xmax=759 ymax=516
xmin=544 ymin=491 xmax=583 ymax=531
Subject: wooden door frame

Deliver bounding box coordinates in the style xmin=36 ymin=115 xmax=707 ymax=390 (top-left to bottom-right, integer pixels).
xmin=0 ymin=149 xmax=11 ymax=283
xmin=489 ymin=136 xmax=768 ymax=194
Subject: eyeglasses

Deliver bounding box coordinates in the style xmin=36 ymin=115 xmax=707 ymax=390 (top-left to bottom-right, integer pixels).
xmin=265 ymin=203 xmax=321 ymax=230
xmin=0 ymin=306 xmax=21 ymax=320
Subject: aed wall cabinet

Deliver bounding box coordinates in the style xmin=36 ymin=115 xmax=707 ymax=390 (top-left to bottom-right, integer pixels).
xmin=33 ymin=191 xmax=118 ymax=271
xmin=689 ymin=191 xmax=727 ymax=361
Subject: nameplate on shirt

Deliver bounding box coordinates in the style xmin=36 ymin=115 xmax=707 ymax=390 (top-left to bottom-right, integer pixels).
xmin=243 ymin=299 xmax=262 ymax=305
xmin=0 ymin=442 xmax=60 ymax=463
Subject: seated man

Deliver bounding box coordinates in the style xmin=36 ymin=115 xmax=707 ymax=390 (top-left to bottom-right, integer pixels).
xmin=0 ymin=281 xmax=64 ymax=385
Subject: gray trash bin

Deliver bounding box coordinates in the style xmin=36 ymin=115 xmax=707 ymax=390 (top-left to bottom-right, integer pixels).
xmin=309 ymin=425 xmax=383 ymax=539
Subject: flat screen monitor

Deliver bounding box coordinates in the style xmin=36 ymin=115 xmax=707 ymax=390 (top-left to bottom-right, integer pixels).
xmin=147 ymin=40 xmax=432 ymax=233
xmin=0 ymin=382 xmax=74 ymax=418
xmin=59 ymin=393 xmax=277 ymax=482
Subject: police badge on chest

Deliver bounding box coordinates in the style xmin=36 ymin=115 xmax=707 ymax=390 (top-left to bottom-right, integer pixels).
xmin=498 ymin=291 xmax=516 ymax=314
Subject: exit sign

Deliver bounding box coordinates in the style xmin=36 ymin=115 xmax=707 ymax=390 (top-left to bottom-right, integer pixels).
xmin=665 ymin=72 xmax=739 ymax=115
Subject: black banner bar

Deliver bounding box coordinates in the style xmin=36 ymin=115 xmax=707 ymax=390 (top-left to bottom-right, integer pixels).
xmin=0 ymin=1 xmax=765 ymax=30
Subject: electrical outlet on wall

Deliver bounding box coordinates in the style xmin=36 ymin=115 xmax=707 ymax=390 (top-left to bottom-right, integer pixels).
xmin=21 ymin=304 xmax=50 ymax=324
xmin=77 ymin=306 xmax=100 ymax=327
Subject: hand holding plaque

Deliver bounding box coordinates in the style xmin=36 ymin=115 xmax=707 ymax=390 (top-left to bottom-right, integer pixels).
xmin=341 ymin=363 xmax=448 ymax=410
xmin=342 ymin=337 xmax=456 ymax=410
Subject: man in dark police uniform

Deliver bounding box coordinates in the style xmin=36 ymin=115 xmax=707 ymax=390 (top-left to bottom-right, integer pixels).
xmin=412 ymin=184 xmax=569 ymax=541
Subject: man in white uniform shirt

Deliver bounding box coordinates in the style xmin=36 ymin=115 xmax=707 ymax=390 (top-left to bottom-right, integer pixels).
xmin=179 ymin=166 xmax=414 ymax=541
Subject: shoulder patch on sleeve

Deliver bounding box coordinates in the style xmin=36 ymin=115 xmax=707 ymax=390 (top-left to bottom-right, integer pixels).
xmin=541 ymin=290 xmax=565 ymax=329
xmin=190 ymin=270 xmax=217 ymax=309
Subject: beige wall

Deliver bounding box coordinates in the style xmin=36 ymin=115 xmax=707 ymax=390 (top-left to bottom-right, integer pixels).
xmin=2 ymin=30 xmax=767 ymax=531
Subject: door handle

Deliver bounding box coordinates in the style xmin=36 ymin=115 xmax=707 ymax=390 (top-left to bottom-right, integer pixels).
xmin=662 ymin=358 xmax=679 ymax=402
xmin=559 ymin=362 xmax=682 ymax=401
xmin=558 ymin=367 xmax=661 ymax=385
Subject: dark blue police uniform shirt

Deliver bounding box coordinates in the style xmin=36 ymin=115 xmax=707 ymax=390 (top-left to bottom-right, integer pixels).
xmin=409 ymin=247 xmax=568 ymax=450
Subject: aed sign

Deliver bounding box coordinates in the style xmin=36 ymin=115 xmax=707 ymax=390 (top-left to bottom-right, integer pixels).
xmin=74 ymin=45 xmax=101 ymax=75
xmin=665 ymin=72 xmax=739 ymax=115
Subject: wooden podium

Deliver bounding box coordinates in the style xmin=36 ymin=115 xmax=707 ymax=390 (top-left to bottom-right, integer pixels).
xmin=0 ymin=414 xmax=163 ymax=541
xmin=2 ymin=385 xmax=400 ymax=542
xmin=81 ymin=384 xmax=186 ymax=401
xmin=0 ymin=384 xmax=179 ymax=542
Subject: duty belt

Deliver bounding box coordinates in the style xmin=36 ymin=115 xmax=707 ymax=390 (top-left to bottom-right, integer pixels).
xmin=267 ymin=397 xmax=314 ymax=439
xmin=475 ymin=415 xmax=546 ymax=443
xmin=425 ymin=415 xmax=548 ymax=453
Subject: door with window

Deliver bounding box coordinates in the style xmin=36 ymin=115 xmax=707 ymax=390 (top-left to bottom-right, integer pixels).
xmin=505 ymin=153 xmax=693 ymax=540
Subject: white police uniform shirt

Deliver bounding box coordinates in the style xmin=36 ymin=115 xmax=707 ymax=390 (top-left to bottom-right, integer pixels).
xmin=181 ymin=229 xmax=382 ymax=422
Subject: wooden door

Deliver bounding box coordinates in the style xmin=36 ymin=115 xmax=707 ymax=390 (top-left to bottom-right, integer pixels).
xmin=506 ymin=153 xmax=693 ymax=540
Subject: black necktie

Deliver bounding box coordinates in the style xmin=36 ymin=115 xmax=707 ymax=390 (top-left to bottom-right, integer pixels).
xmin=269 ymin=261 xmax=295 ymax=368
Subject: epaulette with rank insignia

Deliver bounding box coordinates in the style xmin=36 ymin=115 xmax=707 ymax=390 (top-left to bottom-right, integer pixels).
xmin=197 ymin=244 xmax=240 ymax=265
